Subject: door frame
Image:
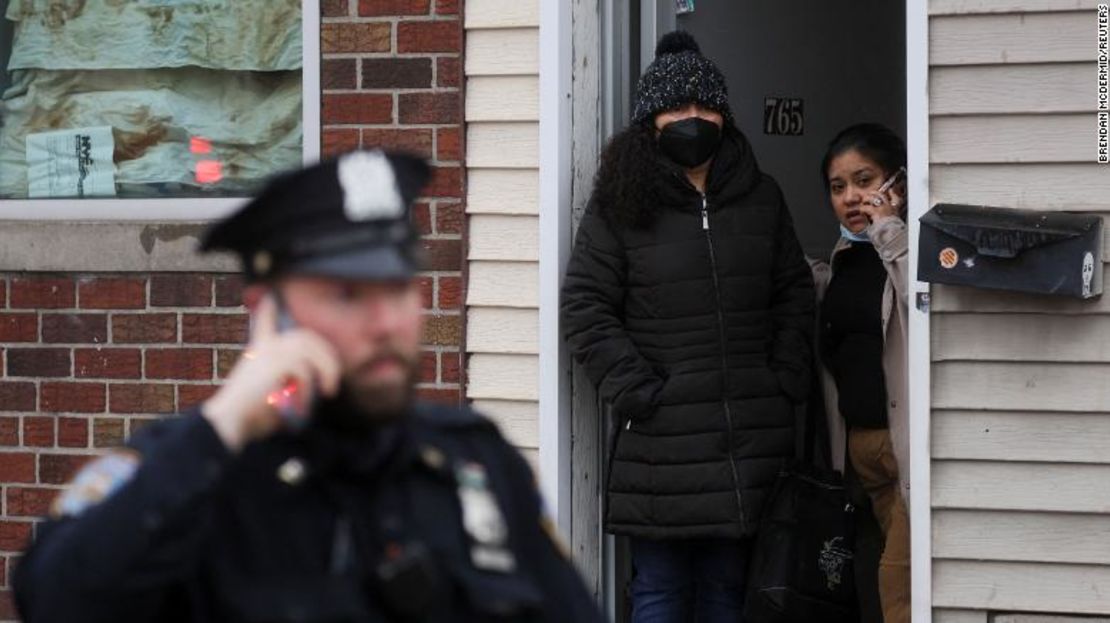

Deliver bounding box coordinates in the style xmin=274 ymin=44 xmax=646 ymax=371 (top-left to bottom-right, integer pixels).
xmin=537 ymin=0 xmax=573 ymax=540
xmin=905 ymin=1 xmax=933 ymax=620
xmin=538 ymin=0 xmax=934 ymax=618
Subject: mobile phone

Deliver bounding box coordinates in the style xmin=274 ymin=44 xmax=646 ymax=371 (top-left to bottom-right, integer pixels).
xmin=271 ymin=295 xmax=314 ymax=430
xmin=876 ymin=166 xmax=906 ymax=195
xmin=868 ymin=166 xmax=906 ymax=208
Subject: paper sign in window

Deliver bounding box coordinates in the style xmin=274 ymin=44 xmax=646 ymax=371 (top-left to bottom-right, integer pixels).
xmin=26 ymin=127 xmax=117 ymax=199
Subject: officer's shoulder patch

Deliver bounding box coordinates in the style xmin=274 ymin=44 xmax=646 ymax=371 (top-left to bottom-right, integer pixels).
xmin=51 ymin=449 xmax=141 ymax=518
xmin=126 ymin=417 xmax=180 ymax=451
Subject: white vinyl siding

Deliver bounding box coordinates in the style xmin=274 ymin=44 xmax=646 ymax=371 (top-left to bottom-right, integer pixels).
xmin=931 ymin=164 xmax=1110 ymax=212
xmin=467 ymin=123 xmax=540 ymax=169
xmin=464 ymin=0 xmax=541 ymax=455
xmin=928 ymin=0 xmax=1099 ymax=13
xmin=928 ymin=1 xmax=1110 ymax=619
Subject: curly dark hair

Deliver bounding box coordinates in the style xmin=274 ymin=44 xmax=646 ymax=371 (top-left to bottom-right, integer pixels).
xmin=591 ymin=121 xmax=666 ymax=229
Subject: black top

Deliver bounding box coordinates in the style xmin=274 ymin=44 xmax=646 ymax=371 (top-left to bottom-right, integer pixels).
xmin=560 ymin=127 xmax=815 ymax=540
xmin=820 ymin=242 xmax=889 ymax=429
xmin=14 ymin=405 xmax=604 ymax=623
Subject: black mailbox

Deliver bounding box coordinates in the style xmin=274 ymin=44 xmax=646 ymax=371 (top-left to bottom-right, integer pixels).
xmin=918 ymin=203 xmax=1103 ymax=299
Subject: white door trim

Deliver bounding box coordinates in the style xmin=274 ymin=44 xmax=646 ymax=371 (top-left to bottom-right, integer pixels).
xmin=905 ymin=0 xmax=933 ymax=620
xmin=546 ymin=0 xmax=935 ymax=615
xmin=538 ymin=0 xmax=574 ymax=539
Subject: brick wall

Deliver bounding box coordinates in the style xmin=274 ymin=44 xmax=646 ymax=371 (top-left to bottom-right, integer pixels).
xmin=0 ymin=1 xmax=465 ymax=618
xmin=321 ymin=0 xmax=466 ymax=403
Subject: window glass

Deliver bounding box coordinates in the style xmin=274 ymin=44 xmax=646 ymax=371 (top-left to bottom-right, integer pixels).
xmin=0 ymin=0 xmax=303 ymax=200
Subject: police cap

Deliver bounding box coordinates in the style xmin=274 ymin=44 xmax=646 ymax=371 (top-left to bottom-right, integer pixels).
xmin=200 ymin=150 xmax=431 ymax=282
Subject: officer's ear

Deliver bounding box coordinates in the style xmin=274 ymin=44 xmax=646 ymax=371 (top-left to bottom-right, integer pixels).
xmin=242 ymin=284 xmax=271 ymax=312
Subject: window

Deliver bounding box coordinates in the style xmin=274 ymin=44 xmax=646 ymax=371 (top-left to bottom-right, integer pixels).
xmin=0 ymin=0 xmax=319 ymax=218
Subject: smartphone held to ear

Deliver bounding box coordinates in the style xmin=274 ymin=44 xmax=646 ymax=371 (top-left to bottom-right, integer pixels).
xmin=869 ymin=166 xmax=906 ymax=207
xmin=879 ymin=166 xmax=906 ymax=193
xmin=270 ymin=299 xmax=315 ymax=430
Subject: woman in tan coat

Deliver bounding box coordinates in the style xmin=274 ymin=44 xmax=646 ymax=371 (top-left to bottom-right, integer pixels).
xmin=811 ymin=123 xmax=910 ymax=623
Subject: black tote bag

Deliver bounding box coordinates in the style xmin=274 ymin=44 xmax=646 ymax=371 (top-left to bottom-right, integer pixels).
xmin=743 ymin=405 xmax=859 ymax=623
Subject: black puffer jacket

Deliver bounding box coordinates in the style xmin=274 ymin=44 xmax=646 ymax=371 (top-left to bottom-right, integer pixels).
xmin=561 ymin=127 xmax=814 ymax=540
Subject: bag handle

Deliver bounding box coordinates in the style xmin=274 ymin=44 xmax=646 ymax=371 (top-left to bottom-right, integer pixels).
xmin=794 ymin=401 xmax=816 ymax=464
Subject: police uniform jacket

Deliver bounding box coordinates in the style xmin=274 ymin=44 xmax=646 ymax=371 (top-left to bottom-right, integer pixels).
xmin=13 ymin=404 xmax=603 ymax=623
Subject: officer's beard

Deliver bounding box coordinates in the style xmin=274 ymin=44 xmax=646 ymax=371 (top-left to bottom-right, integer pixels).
xmin=314 ymin=350 xmax=420 ymax=433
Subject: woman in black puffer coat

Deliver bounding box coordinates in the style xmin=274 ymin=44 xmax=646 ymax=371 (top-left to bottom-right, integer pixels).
xmin=560 ymin=31 xmax=814 ymax=622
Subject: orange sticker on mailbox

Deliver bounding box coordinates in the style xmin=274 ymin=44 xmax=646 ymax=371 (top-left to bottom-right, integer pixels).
xmin=939 ymin=248 xmax=959 ymax=269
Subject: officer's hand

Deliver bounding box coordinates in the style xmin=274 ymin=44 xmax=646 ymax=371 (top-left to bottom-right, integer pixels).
xmin=201 ymin=296 xmax=341 ymax=452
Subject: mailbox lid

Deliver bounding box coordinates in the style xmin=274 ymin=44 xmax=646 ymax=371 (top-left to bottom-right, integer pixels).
xmin=918 ymin=203 xmax=1103 ymax=299
xmin=922 ymin=203 xmax=1101 ymax=258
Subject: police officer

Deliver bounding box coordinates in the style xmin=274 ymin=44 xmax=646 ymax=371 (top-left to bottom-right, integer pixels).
xmin=14 ymin=150 xmax=605 ymax=623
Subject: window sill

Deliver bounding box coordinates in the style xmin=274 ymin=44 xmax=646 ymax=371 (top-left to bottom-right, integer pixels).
xmin=0 ymin=221 xmax=239 ymax=273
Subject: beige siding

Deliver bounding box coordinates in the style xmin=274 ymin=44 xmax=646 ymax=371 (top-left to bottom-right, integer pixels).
xmin=930 ymin=64 xmax=1094 ymax=115
xmin=932 ymin=411 xmax=1110 ymax=463
xmin=931 ymin=114 xmax=1095 ymax=164
xmin=934 ymin=362 xmax=1110 ymax=412
xmin=467 ymin=123 xmax=540 ymax=168
xmin=932 ymin=314 xmax=1110 ymax=361
xmin=929 ymin=0 xmax=1099 ymax=13
xmin=931 ymin=164 xmax=1110 ymax=212
xmin=933 ymin=510 xmax=1110 ymax=564
xmin=930 ymin=12 xmax=1093 ymax=65
xmin=929 ymin=1 xmax=1110 ymax=618
xmin=466 ymin=262 xmax=538 ymax=308
xmin=471 ymin=399 xmax=540 ymax=448
xmin=468 ymin=215 xmax=540 ymax=262
xmin=934 ymin=611 xmax=988 ymax=623
xmin=465 ymin=0 xmax=539 ymax=29
xmin=468 ymin=354 xmax=539 ymax=402
xmin=466 ymin=76 xmax=539 ymax=121
xmin=956 ymin=613 xmax=1110 ymax=623
xmin=463 ymin=2 xmax=540 ymax=450
xmin=934 ymin=561 xmax=1110 ymax=614
xmin=988 ymin=615 xmax=1108 ymax=623
xmin=467 ymin=308 xmax=538 ymax=354
xmin=465 ymin=29 xmax=538 ymax=76
xmin=467 ymin=170 xmax=539 ymax=215
xmin=932 ymin=461 xmax=1110 ymax=513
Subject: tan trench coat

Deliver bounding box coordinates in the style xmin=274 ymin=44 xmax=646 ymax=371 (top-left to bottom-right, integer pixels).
xmin=811 ymin=216 xmax=911 ymax=507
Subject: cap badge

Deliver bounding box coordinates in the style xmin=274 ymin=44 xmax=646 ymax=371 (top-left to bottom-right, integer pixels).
xmin=337 ymin=150 xmax=404 ymax=222
xmin=252 ymin=250 xmax=273 ymax=276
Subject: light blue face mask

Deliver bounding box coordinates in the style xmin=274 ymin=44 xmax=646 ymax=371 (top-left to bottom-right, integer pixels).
xmin=840 ymin=224 xmax=870 ymax=243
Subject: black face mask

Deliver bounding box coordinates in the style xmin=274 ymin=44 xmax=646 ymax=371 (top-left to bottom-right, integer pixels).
xmin=657 ymin=117 xmax=722 ymax=168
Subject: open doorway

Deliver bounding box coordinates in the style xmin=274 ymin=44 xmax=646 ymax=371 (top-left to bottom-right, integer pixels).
xmin=592 ymin=2 xmax=907 ymax=621
xmin=673 ymin=2 xmax=907 ymax=260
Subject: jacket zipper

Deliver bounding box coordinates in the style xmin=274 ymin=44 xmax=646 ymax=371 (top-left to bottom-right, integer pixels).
xmin=700 ymin=194 xmax=746 ymax=529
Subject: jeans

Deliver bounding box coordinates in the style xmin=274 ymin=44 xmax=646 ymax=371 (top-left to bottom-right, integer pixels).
xmin=629 ymin=537 xmax=751 ymax=623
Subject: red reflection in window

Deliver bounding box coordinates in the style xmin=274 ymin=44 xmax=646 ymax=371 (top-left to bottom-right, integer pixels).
xmin=196 ymin=160 xmax=223 ymax=184
xmin=190 ymin=136 xmax=212 ymax=155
